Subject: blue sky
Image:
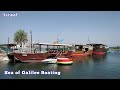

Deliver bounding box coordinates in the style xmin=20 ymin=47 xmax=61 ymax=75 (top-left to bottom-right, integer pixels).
xmin=0 ymin=11 xmax=120 ymax=47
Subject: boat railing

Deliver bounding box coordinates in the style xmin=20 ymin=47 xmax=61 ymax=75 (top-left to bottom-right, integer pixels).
xmin=9 ymin=48 xmax=33 ymax=53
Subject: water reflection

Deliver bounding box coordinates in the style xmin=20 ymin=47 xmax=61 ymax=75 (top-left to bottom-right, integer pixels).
xmin=92 ymin=54 xmax=107 ymax=63
xmin=73 ymin=56 xmax=93 ymax=64
xmin=5 ymin=55 xmax=106 ymax=71
xmin=7 ymin=62 xmax=58 ymax=71
xmin=57 ymin=64 xmax=72 ymax=73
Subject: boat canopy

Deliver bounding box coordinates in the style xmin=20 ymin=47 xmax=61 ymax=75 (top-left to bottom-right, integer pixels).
xmin=1 ymin=44 xmax=17 ymax=47
xmin=86 ymin=43 xmax=107 ymax=46
xmin=33 ymin=43 xmax=72 ymax=47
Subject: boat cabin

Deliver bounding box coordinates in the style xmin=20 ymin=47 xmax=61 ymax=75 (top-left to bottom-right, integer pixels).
xmin=86 ymin=44 xmax=108 ymax=52
xmin=33 ymin=43 xmax=72 ymax=54
xmin=33 ymin=43 xmax=73 ymax=58
xmin=72 ymin=44 xmax=93 ymax=53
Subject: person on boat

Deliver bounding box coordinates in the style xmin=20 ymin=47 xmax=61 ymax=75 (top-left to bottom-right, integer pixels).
xmin=34 ymin=48 xmax=37 ymax=53
xmin=85 ymin=48 xmax=88 ymax=52
xmin=83 ymin=48 xmax=86 ymax=53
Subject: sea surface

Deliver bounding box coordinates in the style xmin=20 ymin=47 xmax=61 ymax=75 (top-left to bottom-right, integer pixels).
xmin=0 ymin=52 xmax=120 ymax=79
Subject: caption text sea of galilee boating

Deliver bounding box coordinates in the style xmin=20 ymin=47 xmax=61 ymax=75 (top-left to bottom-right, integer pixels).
xmin=4 ymin=70 xmax=61 ymax=75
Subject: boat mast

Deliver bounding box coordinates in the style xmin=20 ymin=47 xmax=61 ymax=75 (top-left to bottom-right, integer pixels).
xmin=8 ymin=37 xmax=9 ymax=44
xmin=57 ymin=32 xmax=62 ymax=44
xmin=30 ymin=30 xmax=33 ymax=53
xmin=57 ymin=34 xmax=59 ymax=44
xmin=88 ymin=36 xmax=90 ymax=44
xmin=7 ymin=37 xmax=9 ymax=54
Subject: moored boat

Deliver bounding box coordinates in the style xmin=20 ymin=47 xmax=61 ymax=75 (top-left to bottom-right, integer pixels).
xmin=71 ymin=44 xmax=93 ymax=57
xmin=87 ymin=44 xmax=108 ymax=55
xmin=8 ymin=52 xmax=49 ymax=62
xmin=7 ymin=43 xmax=72 ymax=63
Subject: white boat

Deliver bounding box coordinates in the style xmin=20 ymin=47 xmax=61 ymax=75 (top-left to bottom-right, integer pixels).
xmin=42 ymin=58 xmax=57 ymax=64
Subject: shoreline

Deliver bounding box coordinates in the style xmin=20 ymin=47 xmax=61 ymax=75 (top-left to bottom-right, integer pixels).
xmin=0 ymin=49 xmax=9 ymax=61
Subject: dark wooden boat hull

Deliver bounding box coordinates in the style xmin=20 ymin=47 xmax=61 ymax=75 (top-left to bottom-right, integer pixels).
xmin=7 ymin=53 xmax=49 ymax=63
xmin=8 ymin=51 xmax=73 ymax=63
xmin=92 ymin=51 xmax=106 ymax=55
xmin=72 ymin=51 xmax=93 ymax=57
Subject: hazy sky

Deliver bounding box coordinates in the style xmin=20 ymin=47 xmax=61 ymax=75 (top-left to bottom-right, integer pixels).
xmin=0 ymin=11 xmax=120 ymax=47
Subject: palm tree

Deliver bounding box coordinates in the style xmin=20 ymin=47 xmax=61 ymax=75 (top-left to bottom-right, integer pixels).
xmin=14 ymin=29 xmax=28 ymax=48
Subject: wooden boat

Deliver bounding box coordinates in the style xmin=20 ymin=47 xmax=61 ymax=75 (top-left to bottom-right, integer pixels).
xmin=87 ymin=44 xmax=108 ymax=55
xmin=6 ymin=30 xmax=73 ymax=63
xmin=57 ymin=58 xmax=73 ymax=64
xmin=72 ymin=44 xmax=93 ymax=57
xmin=8 ymin=52 xmax=49 ymax=62
xmin=7 ymin=29 xmax=72 ymax=63
xmin=7 ymin=43 xmax=72 ymax=63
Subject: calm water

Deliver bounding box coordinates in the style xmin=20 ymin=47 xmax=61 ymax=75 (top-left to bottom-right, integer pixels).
xmin=0 ymin=52 xmax=120 ymax=79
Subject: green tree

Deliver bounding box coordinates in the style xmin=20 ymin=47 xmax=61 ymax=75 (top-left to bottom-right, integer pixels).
xmin=14 ymin=29 xmax=28 ymax=48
